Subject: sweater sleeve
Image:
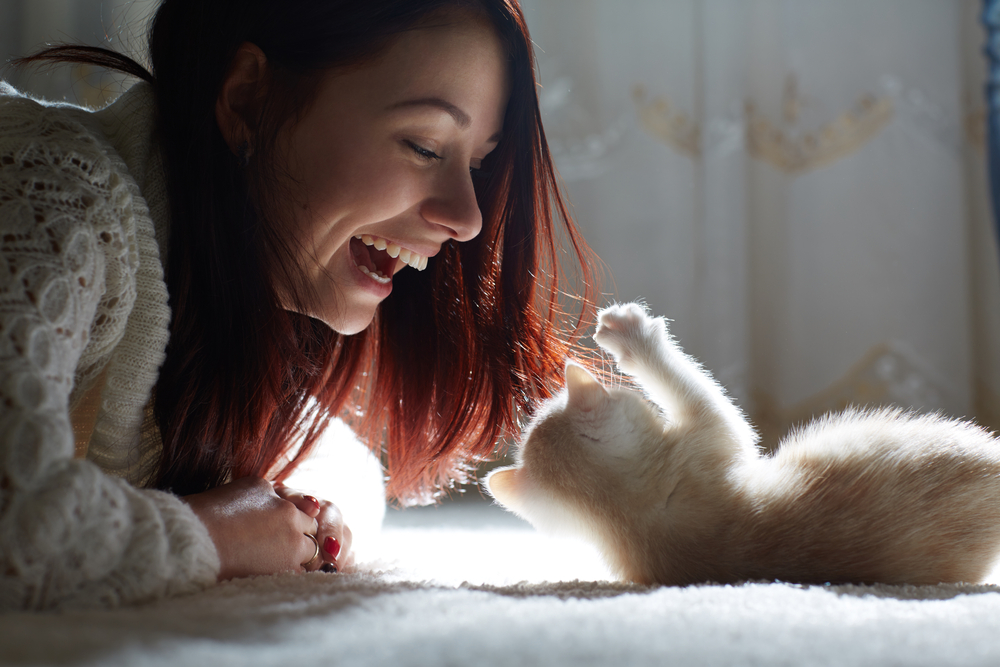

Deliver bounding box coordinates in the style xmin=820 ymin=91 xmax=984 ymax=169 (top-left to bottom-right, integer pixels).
xmin=0 ymin=91 xmax=219 ymax=610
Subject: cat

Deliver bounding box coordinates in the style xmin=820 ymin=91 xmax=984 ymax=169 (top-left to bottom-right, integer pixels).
xmin=486 ymin=302 xmax=1000 ymax=586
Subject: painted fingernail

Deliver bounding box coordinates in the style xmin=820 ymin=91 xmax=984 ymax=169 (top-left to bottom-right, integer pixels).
xmin=303 ymin=495 xmax=320 ymax=512
xmin=320 ymin=562 xmax=338 ymax=574
xmin=323 ymin=536 xmax=341 ymax=558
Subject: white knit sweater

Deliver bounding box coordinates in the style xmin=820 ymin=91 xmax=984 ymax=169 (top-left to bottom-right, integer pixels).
xmin=0 ymin=82 xmax=220 ymax=610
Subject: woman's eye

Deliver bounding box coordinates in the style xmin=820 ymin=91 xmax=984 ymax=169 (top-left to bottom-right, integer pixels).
xmin=405 ymin=141 xmax=442 ymax=161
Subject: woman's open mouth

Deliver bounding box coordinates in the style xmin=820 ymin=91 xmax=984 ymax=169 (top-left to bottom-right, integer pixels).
xmin=349 ymin=234 xmax=428 ymax=284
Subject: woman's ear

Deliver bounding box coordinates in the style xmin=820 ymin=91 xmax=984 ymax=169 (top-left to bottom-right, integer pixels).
xmin=215 ymin=42 xmax=268 ymax=155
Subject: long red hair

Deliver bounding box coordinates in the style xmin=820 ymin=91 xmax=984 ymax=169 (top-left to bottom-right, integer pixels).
xmin=16 ymin=0 xmax=600 ymax=504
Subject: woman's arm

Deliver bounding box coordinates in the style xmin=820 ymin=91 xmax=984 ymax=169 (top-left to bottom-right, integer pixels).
xmin=0 ymin=93 xmax=226 ymax=609
xmin=0 ymin=92 xmax=334 ymax=609
xmin=0 ymin=117 xmax=225 ymax=607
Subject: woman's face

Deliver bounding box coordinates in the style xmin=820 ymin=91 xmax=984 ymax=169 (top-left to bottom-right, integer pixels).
xmin=276 ymin=10 xmax=510 ymax=334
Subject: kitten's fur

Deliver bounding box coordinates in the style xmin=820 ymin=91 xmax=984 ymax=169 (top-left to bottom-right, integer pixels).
xmin=486 ymin=303 xmax=1000 ymax=586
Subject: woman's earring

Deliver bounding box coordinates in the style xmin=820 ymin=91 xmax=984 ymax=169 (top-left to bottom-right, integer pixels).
xmin=237 ymin=141 xmax=252 ymax=167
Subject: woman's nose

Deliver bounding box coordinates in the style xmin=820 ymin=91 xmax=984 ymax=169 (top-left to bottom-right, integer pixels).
xmin=420 ymin=167 xmax=483 ymax=242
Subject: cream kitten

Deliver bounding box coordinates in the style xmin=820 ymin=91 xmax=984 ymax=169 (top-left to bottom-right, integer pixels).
xmin=486 ymin=303 xmax=1000 ymax=586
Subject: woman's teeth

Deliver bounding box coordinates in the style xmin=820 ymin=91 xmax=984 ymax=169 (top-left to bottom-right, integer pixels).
xmin=358 ymin=265 xmax=392 ymax=284
xmin=356 ymin=234 xmax=428 ymax=271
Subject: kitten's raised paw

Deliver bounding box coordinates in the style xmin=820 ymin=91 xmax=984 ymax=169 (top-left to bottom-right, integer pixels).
xmin=597 ymin=303 xmax=649 ymax=333
xmin=594 ymin=303 xmax=662 ymax=366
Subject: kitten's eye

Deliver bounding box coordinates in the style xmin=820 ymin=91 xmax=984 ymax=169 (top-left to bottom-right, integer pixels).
xmin=405 ymin=140 xmax=443 ymax=162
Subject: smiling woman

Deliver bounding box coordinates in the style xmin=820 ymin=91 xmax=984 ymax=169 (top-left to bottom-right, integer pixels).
xmin=0 ymin=0 xmax=598 ymax=609
xmin=251 ymin=14 xmax=510 ymax=333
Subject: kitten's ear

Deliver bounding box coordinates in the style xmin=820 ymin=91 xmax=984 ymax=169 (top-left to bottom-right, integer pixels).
xmin=485 ymin=466 xmax=524 ymax=510
xmin=565 ymin=361 xmax=609 ymax=412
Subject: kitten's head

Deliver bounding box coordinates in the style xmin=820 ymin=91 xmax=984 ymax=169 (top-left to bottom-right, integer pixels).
xmin=486 ymin=361 xmax=669 ymax=540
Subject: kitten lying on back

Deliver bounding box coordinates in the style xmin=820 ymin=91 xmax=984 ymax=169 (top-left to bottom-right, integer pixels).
xmin=486 ymin=303 xmax=1000 ymax=586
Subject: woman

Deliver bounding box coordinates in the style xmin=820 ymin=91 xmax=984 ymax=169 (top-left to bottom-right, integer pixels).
xmin=0 ymin=0 xmax=597 ymax=609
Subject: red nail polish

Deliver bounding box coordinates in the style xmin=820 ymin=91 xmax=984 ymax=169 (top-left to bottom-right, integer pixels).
xmin=303 ymin=495 xmax=320 ymax=512
xmin=324 ymin=536 xmax=341 ymax=558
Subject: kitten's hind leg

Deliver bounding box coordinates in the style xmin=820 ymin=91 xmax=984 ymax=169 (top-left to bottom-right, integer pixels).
xmin=595 ymin=303 xmax=756 ymax=446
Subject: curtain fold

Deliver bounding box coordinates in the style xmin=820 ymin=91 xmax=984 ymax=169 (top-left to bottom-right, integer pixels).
xmin=985 ymin=0 xmax=1000 ymax=254
xmin=524 ymin=0 xmax=998 ymax=442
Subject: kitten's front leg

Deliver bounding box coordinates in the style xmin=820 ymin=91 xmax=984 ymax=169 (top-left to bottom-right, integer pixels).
xmin=595 ymin=303 xmax=755 ymax=446
xmin=593 ymin=302 xmax=663 ymax=376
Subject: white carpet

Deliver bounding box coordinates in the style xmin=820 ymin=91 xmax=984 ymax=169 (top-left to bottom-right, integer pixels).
xmin=3 ymin=499 xmax=1000 ymax=667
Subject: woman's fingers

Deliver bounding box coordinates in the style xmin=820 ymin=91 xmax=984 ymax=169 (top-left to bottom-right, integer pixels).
xmin=292 ymin=509 xmax=319 ymax=537
xmin=333 ymin=524 xmax=352 ymax=563
xmin=315 ymin=502 xmax=353 ymax=573
xmin=271 ymin=491 xmax=321 ymax=571
xmin=323 ymin=535 xmax=342 ymax=560
xmin=274 ymin=483 xmax=349 ymax=572
xmin=183 ymin=477 xmax=324 ymax=580
xmin=300 ymin=532 xmax=322 ymax=571
xmin=275 ymin=483 xmax=323 ymax=568
xmin=269 ymin=483 xmax=355 ymax=574
xmin=273 ymin=483 xmax=322 ymax=518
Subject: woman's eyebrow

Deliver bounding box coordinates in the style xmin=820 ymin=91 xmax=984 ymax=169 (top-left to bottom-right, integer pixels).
xmin=387 ymin=97 xmax=471 ymax=128
xmin=386 ymin=97 xmax=504 ymax=142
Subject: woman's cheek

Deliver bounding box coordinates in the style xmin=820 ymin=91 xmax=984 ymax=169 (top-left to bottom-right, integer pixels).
xmin=368 ymin=170 xmax=426 ymax=218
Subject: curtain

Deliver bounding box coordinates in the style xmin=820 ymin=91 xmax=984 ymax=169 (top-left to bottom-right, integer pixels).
xmin=0 ymin=0 xmax=155 ymax=104
xmin=986 ymin=0 xmax=1000 ymax=297
xmin=521 ymin=0 xmax=1000 ymax=443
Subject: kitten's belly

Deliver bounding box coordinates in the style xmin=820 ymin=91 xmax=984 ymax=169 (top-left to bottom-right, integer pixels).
xmin=725 ymin=462 xmax=1000 ymax=585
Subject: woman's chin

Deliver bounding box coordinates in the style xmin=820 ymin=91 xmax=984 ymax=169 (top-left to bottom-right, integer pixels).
xmin=314 ymin=306 xmax=377 ymax=336
xmin=278 ymin=278 xmax=382 ymax=335
xmin=280 ymin=298 xmax=376 ymax=335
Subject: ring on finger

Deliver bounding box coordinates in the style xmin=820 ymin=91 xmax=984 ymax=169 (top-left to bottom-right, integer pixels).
xmin=301 ymin=533 xmax=321 ymax=569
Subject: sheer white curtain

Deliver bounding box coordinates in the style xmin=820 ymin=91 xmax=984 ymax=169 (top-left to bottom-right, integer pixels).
xmin=522 ymin=0 xmax=1000 ymax=441
xmin=0 ymin=0 xmax=155 ymax=104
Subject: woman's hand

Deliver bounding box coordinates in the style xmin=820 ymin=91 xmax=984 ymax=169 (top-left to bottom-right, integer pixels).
xmin=274 ymin=483 xmax=353 ymax=573
xmin=182 ymin=476 xmax=322 ymax=580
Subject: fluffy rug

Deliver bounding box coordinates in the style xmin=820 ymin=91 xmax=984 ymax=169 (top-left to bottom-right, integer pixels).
xmin=3 ymin=499 xmax=1000 ymax=667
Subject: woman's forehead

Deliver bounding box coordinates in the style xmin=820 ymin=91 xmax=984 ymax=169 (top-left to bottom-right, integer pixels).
xmin=316 ymin=12 xmax=509 ymax=133
xmin=373 ymin=13 xmax=506 ymax=97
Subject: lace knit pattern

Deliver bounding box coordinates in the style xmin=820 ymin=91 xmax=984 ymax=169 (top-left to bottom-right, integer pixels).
xmin=0 ymin=83 xmax=219 ymax=610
